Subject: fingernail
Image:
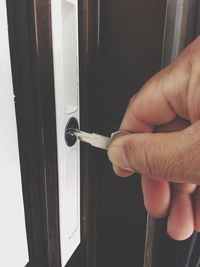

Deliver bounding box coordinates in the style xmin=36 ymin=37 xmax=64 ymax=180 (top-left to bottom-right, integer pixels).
xmin=113 ymin=165 xmax=134 ymax=177
xmin=108 ymin=145 xmax=131 ymax=171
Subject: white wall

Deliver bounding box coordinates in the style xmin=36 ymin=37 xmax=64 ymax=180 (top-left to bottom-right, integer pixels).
xmin=0 ymin=1 xmax=29 ymax=266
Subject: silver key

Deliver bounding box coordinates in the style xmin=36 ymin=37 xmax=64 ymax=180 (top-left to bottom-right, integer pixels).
xmin=67 ymin=128 xmax=130 ymax=150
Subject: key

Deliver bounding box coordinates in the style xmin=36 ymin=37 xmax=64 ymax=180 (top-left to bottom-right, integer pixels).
xmin=66 ymin=128 xmax=130 ymax=150
xmin=67 ymin=128 xmax=111 ymax=150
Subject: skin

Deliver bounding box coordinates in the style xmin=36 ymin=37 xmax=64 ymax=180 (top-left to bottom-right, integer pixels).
xmin=108 ymin=36 xmax=200 ymax=241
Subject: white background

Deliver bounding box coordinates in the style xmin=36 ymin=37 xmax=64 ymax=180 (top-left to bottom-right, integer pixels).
xmin=0 ymin=1 xmax=29 ymax=266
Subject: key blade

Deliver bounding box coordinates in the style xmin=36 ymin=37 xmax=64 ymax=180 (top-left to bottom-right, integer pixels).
xmin=90 ymin=133 xmax=111 ymax=150
xmin=67 ymin=129 xmax=111 ymax=150
xmin=71 ymin=129 xmax=93 ymax=143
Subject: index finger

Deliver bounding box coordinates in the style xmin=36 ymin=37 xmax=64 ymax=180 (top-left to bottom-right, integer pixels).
xmin=120 ymin=70 xmax=176 ymax=133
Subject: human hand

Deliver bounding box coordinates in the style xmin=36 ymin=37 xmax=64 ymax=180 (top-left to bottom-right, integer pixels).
xmin=108 ymin=36 xmax=200 ymax=241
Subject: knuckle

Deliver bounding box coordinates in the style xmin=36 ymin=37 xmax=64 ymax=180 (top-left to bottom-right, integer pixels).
xmin=128 ymin=94 xmax=138 ymax=107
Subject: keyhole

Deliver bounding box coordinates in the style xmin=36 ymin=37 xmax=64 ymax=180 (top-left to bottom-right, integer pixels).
xmin=65 ymin=117 xmax=79 ymax=147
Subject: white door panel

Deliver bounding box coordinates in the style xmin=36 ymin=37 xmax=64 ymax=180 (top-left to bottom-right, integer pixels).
xmin=51 ymin=0 xmax=81 ymax=265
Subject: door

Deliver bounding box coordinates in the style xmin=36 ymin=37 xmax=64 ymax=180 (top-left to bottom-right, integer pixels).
xmin=5 ymin=0 xmax=200 ymax=266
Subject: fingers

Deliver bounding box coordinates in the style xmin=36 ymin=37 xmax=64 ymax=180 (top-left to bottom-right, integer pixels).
xmin=120 ymin=73 xmax=176 ymax=132
xmin=142 ymin=178 xmax=197 ymax=240
xmin=167 ymin=192 xmax=194 ymax=240
xmin=167 ymin=183 xmax=196 ymax=240
xmin=139 ymin=118 xmax=190 ymax=221
xmin=141 ymin=177 xmax=170 ymax=218
xmin=108 ymin=122 xmax=200 ymax=184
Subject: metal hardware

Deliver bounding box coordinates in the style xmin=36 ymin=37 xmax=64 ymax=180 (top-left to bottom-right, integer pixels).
xmin=66 ymin=129 xmax=131 ymax=150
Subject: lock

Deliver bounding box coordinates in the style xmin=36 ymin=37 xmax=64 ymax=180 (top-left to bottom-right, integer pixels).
xmin=65 ymin=117 xmax=79 ymax=147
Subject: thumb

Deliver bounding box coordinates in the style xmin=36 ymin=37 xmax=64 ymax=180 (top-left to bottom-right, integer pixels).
xmin=108 ymin=125 xmax=200 ymax=184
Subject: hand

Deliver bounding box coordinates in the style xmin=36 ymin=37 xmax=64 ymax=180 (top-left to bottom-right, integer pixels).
xmin=108 ymin=36 xmax=200 ymax=241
